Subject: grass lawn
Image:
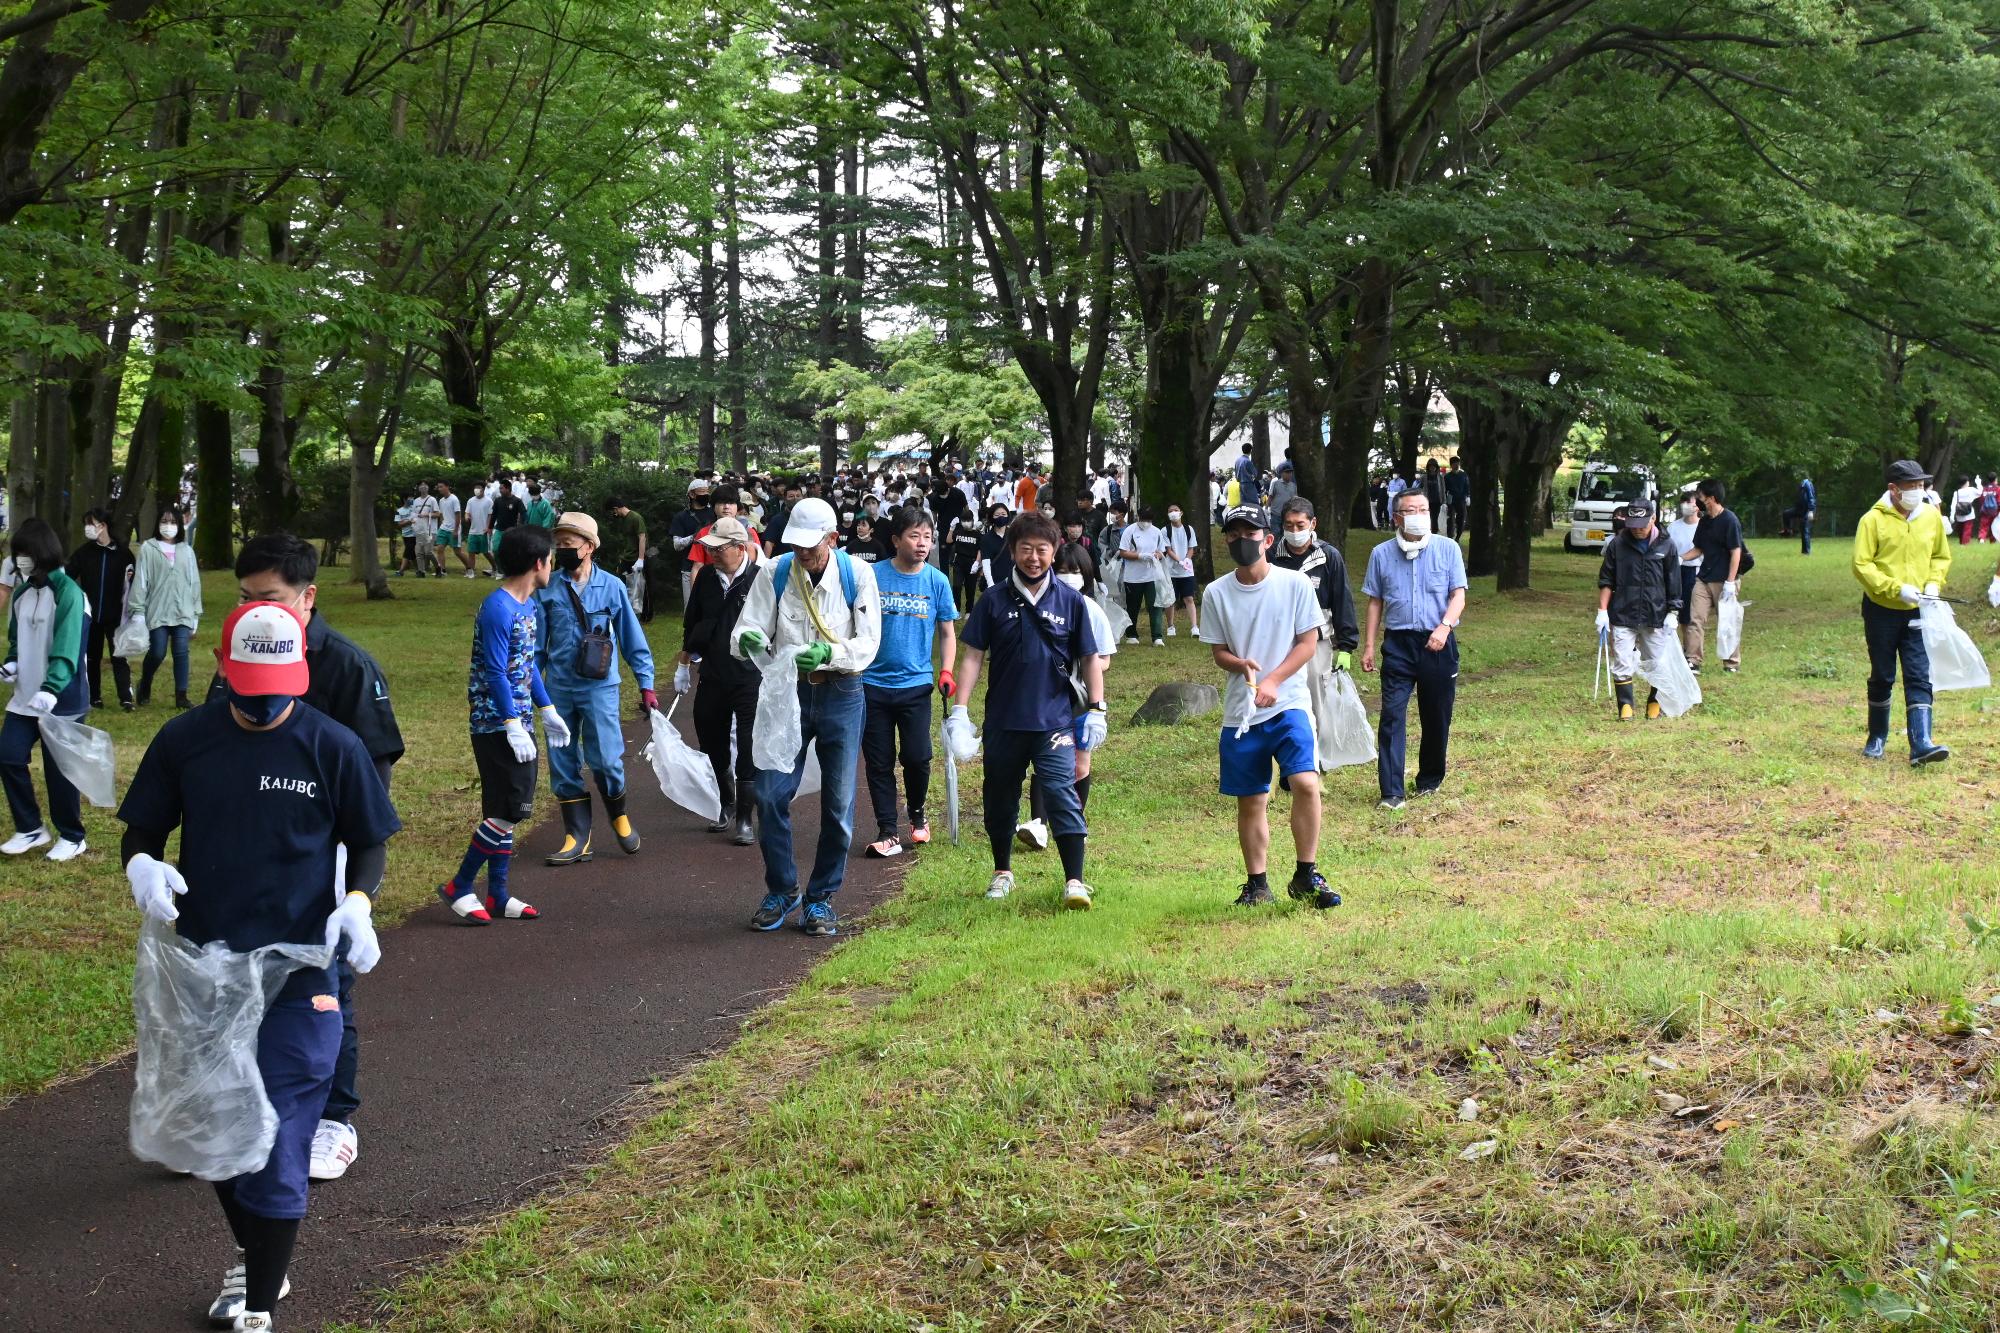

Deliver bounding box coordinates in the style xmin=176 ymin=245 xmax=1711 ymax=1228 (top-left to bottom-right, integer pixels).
xmin=8 ymin=534 xmax=2000 ymax=1328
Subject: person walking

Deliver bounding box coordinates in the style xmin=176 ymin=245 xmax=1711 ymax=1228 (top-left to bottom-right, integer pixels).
xmin=1361 ymin=491 xmax=1466 ymax=809
xmin=119 ymin=600 xmax=399 ymax=1333
xmin=462 ymin=481 xmax=495 ymax=577
xmin=1594 ymin=500 xmax=1684 ymax=721
xmin=1271 ymin=498 xmax=1360 ymax=728
xmin=439 ymin=525 xmax=568 ymax=925
xmin=523 ymin=483 xmax=557 ymax=533
xmin=732 ymin=497 xmax=881 ymax=938
xmin=535 ymin=512 xmax=657 ymax=866
xmin=1014 ymin=538 xmax=1116 ymax=852
xmin=433 ymin=482 xmax=463 ymax=574
xmin=1853 ymin=460 xmax=1952 ymax=765
xmin=1162 ymin=504 xmax=1200 ymax=637
xmin=1666 ymin=489 xmax=1701 ymax=610
xmin=70 ymin=507 xmax=135 ymax=710
xmin=1445 ymin=457 xmax=1471 ymax=538
xmin=1266 ymin=461 xmax=1299 ymax=517
xmin=672 ymin=479 xmax=716 ymax=607
xmin=410 ymin=483 xmax=442 ymax=576
xmin=1680 ymin=478 xmax=1744 ymax=675
xmin=132 ymin=504 xmax=202 ymax=709
xmin=1791 ymin=474 xmax=1817 ymax=554
xmin=1117 ymin=506 xmax=1169 ymax=646
xmin=945 ymin=511 xmax=1105 ymax=910
xmin=1951 ymin=477 xmax=1980 ymax=545
xmin=487 ymin=478 xmax=526 ymax=580
xmin=679 ymin=517 xmax=760 ymax=844
xmin=1200 ymin=505 xmax=1335 ymax=910
xmin=2 ymin=518 xmax=91 ymax=862
xmin=861 ymin=506 xmax=959 ymax=858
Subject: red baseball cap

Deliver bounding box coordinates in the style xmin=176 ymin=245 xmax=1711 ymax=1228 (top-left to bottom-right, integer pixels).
xmin=220 ymin=602 xmax=309 ymax=696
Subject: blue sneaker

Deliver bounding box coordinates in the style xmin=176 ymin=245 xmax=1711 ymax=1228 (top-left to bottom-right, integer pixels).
xmin=801 ymin=900 xmax=839 ymax=937
xmin=750 ymin=890 xmax=802 ymax=932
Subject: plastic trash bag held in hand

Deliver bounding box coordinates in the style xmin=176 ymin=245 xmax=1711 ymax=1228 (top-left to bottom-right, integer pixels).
xmin=643 ymin=702 xmax=722 ymax=822
xmin=750 ymin=645 xmax=821 ymax=798
xmin=113 ymin=613 xmax=148 ymax=660
xmin=1096 ymin=584 xmax=1132 ymax=642
xmin=1151 ymin=556 xmax=1176 ymax=608
xmin=36 ymin=713 xmax=116 ymax=806
xmin=129 ymin=916 xmax=334 ymax=1181
xmin=1716 ymin=598 xmax=1745 ymax=662
xmin=1919 ymin=599 xmax=1991 ymax=692
xmin=1642 ymin=632 xmax=1704 ymax=717
xmin=1313 ymin=657 xmax=1376 ymax=769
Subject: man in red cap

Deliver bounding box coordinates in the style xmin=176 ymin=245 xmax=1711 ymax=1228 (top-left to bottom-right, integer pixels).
xmin=118 ymin=601 xmax=400 ymax=1332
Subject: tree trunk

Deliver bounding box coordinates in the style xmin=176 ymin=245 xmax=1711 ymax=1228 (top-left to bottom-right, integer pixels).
xmin=697 ymin=215 xmax=718 ymax=472
xmin=1492 ymin=395 xmax=1574 ymax=593
xmin=193 ymin=399 xmax=234 ymax=566
xmin=252 ymin=331 xmax=301 ymax=533
xmin=6 ymin=384 xmax=33 ymax=526
xmin=440 ymin=315 xmax=488 ymax=465
xmin=723 ymin=150 xmax=746 ymax=472
xmin=1915 ymin=399 xmax=1955 ymax=485
xmin=815 ymin=152 xmax=840 ymax=478
xmin=1319 ymin=259 xmax=1396 ymax=553
xmin=1135 ymin=317 xmax=1213 ymax=572
xmin=842 ymin=138 xmax=867 ymax=455
xmin=1454 ymin=388 xmax=1503 ymax=578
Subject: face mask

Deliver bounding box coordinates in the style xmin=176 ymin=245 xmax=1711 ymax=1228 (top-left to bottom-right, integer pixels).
xmin=229 ymin=688 xmax=291 ymax=726
xmin=1283 ymin=528 xmax=1313 ymax=550
xmin=1168 ymin=511 xmax=1183 ymax=523
xmin=83 ymin=524 xmax=101 ymax=542
xmin=1056 ymin=572 xmax=1085 ymax=590
xmin=158 ymin=524 xmax=178 ymax=540
xmin=1228 ymin=536 xmax=1264 ymax=567
xmin=554 ymin=546 xmax=583 ymax=573
xmin=1401 ymin=513 xmax=1431 ymax=539
xmin=12 ymin=555 xmax=34 ymax=577
xmin=1679 ymin=504 xmax=1696 ymax=520
xmin=1895 ymin=487 xmax=1923 ymax=512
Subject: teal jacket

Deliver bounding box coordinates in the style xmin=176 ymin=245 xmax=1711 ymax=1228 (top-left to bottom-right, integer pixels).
xmin=5 ymin=568 xmax=88 ymax=709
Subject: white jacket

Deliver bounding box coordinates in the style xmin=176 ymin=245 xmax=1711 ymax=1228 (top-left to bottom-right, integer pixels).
xmin=732 ymin=552 xmax=881 ymax=675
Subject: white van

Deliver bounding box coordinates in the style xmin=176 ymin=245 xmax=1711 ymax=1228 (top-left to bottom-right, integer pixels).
xmin=1564 ymin=464 xmax=1659 ymax=552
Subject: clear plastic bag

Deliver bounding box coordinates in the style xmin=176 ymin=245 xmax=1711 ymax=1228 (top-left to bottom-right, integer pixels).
xmin=1642 ymin=628 xmax=1703 ymax=717
xmin=129 ymin=917 xmax=333 ymax=1181
xmin=1096 ymin=584 xmax=1132 ymax=642
xmin=1151 ymin=556 xmax=1176 ymax=608
xmin=752 ymin=648 xmax=802 ymax=774
xmin=1716 ymin=597 xmax=1744 ymax=661
xmin=623 ymin=561 xmax=646 ymax=608
xmin=113 ymin=613 xmax=148 ymax=660
xmin=36 ymin=713 xmax=116 ymax=806
xmin=1313 ymin=654 xmax=1376 ymax=769
xmin=1920 ymin=600 xmax=1991 ymax=691
xmin=642 ymin=703 xmax=721 ymax=822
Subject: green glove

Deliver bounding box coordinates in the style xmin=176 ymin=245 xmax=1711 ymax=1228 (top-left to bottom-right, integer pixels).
xmin=1335 ymin=650 xmax=1353 ymax=672
xmin=795 ymin=641 xmax=834 ymax=671
xmin=736 ymin=628 xmax=767 ymax=656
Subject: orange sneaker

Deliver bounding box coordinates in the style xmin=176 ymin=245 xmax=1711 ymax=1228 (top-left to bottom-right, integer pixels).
xmin=908 ymin=816 xmax=931 ymax=845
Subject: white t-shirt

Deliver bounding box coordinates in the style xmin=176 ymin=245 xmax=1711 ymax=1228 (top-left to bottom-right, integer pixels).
xmin=437 ymin=493 xmax=462 ymax=534
xmin=1163 ymin=523 xmax=1196 ymax=576
xmin=1198 ymin=566 xmax=1323 ymax=729
xmin=466 ymin=494 xmax=493 ymax=534
xmin=410 ymin=496 xmax=440 ymax=536
xmin=1666 ymin=516 xmax=1699 ymax=561
xmin=1118 ymin=522 xmax=1167 ymax=583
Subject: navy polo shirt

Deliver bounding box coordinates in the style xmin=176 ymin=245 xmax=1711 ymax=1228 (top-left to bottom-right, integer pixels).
xmin=960 ymin=578 xmax=1092 ymax=733
xmin=119 ymin=699 xmax=402 ymax=998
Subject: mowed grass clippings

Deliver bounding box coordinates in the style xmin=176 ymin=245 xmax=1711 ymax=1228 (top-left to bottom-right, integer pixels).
xmin=0 ymin=571 xmax=663 ymax=1100
xmin=323 ymin=536 xmax=2000 ymax=1332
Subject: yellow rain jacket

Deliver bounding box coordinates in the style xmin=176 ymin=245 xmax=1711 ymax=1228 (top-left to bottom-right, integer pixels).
xmin=1852 ymin=495 xmax=1950 ymax=610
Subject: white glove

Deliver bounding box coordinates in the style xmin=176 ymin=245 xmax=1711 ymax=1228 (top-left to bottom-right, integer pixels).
xmin=0 ymin=661 xmax=15 ymax=684
xmin=1923 ymin=582 xmax=1941 ymax=599
xmin=1988 ymin=575 xmax=2000 ymax=609
xmin=325 ymin=894 xmax=381 ymax=973
xmin=504 ymin=716 xmax=537 ymax=763
xmin=1721 ymin=581 xmax=1739 ymax=602
xmin=127 ymin=853 xmax=189 ymax=923
xmin=27 ymin=691 xmax=56 ymax=714
xmin=1080 ymin=710 xmax=1108 ymax=751
xmin=673 ymin=534 xmax=694 ymax=551
xmin=945 ymin=705 xmax=980 ymax=761
xmin=539 ymin=704 xmax=572 ymax=749
xmin=673 ymin=663 xmax=693 ymax=694
xmin=1593 ymin=609 xmax=1610 ymax=634
xmin=1900 ymin=583 xmax=1923 ymax=606
xmin=1665 ymin=612 xmax=1679 ymax=631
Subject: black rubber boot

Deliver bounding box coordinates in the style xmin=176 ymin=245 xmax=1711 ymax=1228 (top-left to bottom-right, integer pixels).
xmin=1862 ymin=700 xmax=1889 ymax=759
xmin=600 ymin=778 xmax=641 ymax=854
xmin=1614 ymin=680 xmax=1635 ymax=721
xmin=732 ymin=779 xmax=756 ymax=846
xmin=1908 ymin=703 xmax=1949 ymax=766
xmin=1645 ymin=687 xmax=1661 ymax=720
xmin=546 ymin=796 xmax=594 ymax=866
xmin=706 ymin=796 xmax=734 ymax=834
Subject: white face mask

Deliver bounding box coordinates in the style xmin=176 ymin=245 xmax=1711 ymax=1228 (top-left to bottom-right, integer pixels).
xmin=1167 ymin=511 xmax=1183 ymax=523
xmin=1283 ymin=528 xmax=1313 ymax=549
xmin=1679 ymin=503 xmax=1696 ymax=520
xmin=1895 ymin=486 xmax=1924 ymax=512
xmin=83 ymin=524 xmax=101 ymax=542
xmin=12 ymin=555 xmax=34 ymax=577
xmin=1056 ymin=572 xmax=1085 ymax=590
xmin=1400 ymin=513 xmax=1430 ymax=539
xmin=157 ymin=523 xmax=178 ymax=540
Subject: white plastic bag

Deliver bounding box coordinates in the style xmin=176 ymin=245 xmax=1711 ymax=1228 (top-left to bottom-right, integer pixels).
xmin=1642 ymin=628 xmax=1703 ymax=717
xmin=1151 ymin=555 xmax=1176 ymax=608
xmin=129 ymin=917 xmax=334 ymax=1181
xmin=1313 ymin=654 xmax=1376 ymax=769
xmin=642 ymin=704 xmax=720 ymax=823
xmin=795 ymin=741 xmax=822 ymax=799
xmin=1096 ymin=584 xmax=1132 ymax=642
xmin=1716 ymin=597 xmax=1744 ymax=662
xmin=113 ymin=613 xmax=148 ymax=660
xmin=37 ymin=713 xmax=115 ymax=806
xmin=752 ymin=648 xmax=802 ymax=774
xmin=1920 ymin=600 xmax=1991 ymax=691
xmin=624 ymin=559 xmax=646 ymax=608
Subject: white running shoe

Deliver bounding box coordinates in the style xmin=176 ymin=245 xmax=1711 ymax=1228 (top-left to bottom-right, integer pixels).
xmin=985 ymin=870 xmax=1015 ymax=900
xmin=1166 ymin=625 xmax=1177 ymax=637
xmin=307 ymin=1119 xmax=358 ymax=1181
xmin=236 ymin=1313 xmax=276 ymax=1331
xmin=45 ymin=837 xmax=86 ymax=863
xmin=1062 ymin=879 xmax=1094 ymax=911
xmin=464 ymin=570 xmax=477 ymax=579
xmin=208 ymin=1260 xmax=290 ymax=1326
xmin=1152 ymin=638 xmax=1166 ymax=648
xmin=1014 ymin=819 xmax=1049 ymax=851
xmin=1 ymin=828 xmax=50 ymax=855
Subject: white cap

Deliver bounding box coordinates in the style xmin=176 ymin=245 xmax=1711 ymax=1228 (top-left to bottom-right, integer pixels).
xmin=780 ymin=496 xmax=839 ymax=548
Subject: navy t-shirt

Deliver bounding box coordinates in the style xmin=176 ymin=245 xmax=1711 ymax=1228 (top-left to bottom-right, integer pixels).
xmin=118 ymin=699 xmax=402 ymax=998
xmin=1693 ymin=508 xmax=1744 ymax=582
xmin=959 ymin=578 xmax=1091 ymax=733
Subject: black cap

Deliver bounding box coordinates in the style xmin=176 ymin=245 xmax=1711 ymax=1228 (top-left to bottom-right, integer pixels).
xmin=1886 ymin=459 xmax=1932 ymax=484
xmin=1222 ymin=504 xmax=1269 ymax=532
xmin=1622 ymin=499 xmax=1655 ymax=528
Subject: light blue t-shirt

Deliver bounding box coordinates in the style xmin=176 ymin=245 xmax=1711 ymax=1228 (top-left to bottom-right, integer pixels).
xmin=865 ymin=561 xmax=959 ymax=690
xmin=1362 ymin=536 xmax=1467 ymax=631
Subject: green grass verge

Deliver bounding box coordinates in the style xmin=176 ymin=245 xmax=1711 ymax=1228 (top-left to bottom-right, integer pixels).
xmin=323 ymin=536 xmax=1998 ymax=1331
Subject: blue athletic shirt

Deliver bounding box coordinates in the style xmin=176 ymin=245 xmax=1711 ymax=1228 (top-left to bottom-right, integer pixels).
xmin=468 ymin=586 xmax=551 ymax=732
xmin=865 ymin=561 xmax=958 ymax=690
xmin=959 ymin=577 xmax=1091 ymax=733
xmin=118 ymin=700 xmax=402 ymax=999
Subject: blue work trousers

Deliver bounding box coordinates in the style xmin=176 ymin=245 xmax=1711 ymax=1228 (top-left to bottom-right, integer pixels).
xmin=545 ymin=685 xmax=626 ymax=801
xmin=1377 ymin=629 xmax=1458 ymax=801
xmin=1862 ymin=598 xmax=1931 ymax=710
xmin=756 ymin=674 xmax=864 ymax=902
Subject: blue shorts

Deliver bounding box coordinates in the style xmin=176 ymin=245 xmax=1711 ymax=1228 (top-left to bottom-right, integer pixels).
xmin=1218 ymin=709 xmax=1318 ymax=796
xmin=230 ymin=994 xmax=341 ymax=1219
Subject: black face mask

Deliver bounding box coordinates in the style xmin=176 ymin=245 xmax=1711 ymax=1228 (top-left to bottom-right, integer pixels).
xmin=554 ymin=547 xmax=583 ymax=573
xmin=229 ymin=689 xmax=291 ymax=727
xmin=1228 ymin=536 xmax=1265 ymax=567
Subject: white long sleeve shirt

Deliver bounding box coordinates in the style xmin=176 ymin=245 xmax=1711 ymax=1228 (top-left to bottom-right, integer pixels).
xmin=732 ymin=551 xmax=881 ymax=675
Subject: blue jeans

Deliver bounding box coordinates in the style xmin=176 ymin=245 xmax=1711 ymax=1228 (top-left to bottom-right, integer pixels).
xmin=755 ymin=674 xmax=864 ymax=901
xmin=544 ymin=684 xmax=626 ymax=800
xmin=1 ymin=710 xmax=84 ymax=841
xmin=141 ymin=623 xmax=194 ymax=696
xmin=1862 ymin=598 xmax=1931 ymax=709
xmin=1377 ymin=629 xmax=1458 ymax=801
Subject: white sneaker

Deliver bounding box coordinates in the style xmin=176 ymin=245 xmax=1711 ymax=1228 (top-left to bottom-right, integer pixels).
xmin=307 ymin=1119 xmax=358 ymax=1181
xmin=985 ymin=870 xmax=1015 ymax=900
xmin=1152 ymin=638 xmax=1166 ymax=648
xmin=208 ymin=1260 xmax=290 ymax=1326
xmin=45 ymin=837 xmax=86 ymax=863
xmin=464 ymin=570 xmax=477 ymax=579
xmin=236 ymin=1313 xmax=276 ymax=1332
xmin=1062 ymin=879 xmax=1094 ymax=911
xmin=1014 ymin=819 xmax=1049 ymax=851
xmin=1 ymin=828 xmax=50 ymax=855
xmin=1166 ymin=625 xmax=1177 ymax=637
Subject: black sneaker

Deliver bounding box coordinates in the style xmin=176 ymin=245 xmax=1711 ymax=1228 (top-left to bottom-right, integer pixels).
xmin=750 ymin=890 xmax=802 ymax=932
xmin=801 ymin=900 xmax=839 ymax=937
xmin=1234 ymin=882 xmax=1276 ymax=907
xmin=1287 ymin=868 xmax=1342 ymax=910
